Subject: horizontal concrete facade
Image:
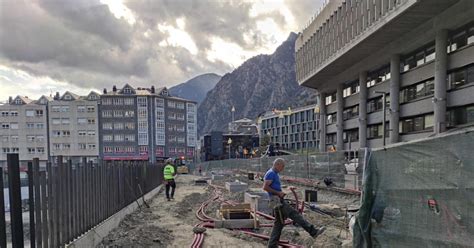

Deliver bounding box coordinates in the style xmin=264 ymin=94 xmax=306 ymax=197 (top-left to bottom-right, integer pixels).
xmin=297 ymin=0 xmax=474 ymax=151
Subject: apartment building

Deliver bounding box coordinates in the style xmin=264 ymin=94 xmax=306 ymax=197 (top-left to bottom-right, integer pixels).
xmin=0 ymin=95 xmax=51 ymax=168
xmin=296 ymin=0 xmax=474 ymax=151
xmin=259 ymin=104 xmax=319 ymax=150
xmin=48 ymin=91 xmax=100 ymax=163
xmin=99 ymin=84 xmax=197 ymax=162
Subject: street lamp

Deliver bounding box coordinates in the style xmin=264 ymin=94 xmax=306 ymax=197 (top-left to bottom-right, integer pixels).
xmin=227 ymin=138 xmax=232 ymax=159
xmin=231 ymin=106 xmax=235 ymax=132
xmin=374 ymin=91 xmax=387 ymax=147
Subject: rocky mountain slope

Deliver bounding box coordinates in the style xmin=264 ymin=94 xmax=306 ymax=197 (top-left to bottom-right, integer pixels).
xmin=169 ymin=73 xmax=221 ymax=105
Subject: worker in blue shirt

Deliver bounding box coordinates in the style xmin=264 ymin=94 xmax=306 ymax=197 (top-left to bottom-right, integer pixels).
xmin=263 ymin=158 xmax=326 ymax=248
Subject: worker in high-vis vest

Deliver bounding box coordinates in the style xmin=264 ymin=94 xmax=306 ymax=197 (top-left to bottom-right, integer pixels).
xmin=163 ymin=158 xmax=177 ymax=201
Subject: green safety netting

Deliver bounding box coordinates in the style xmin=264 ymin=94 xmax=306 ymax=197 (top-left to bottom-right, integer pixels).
xmin=354 ymin=129 xmax=474 ymax=247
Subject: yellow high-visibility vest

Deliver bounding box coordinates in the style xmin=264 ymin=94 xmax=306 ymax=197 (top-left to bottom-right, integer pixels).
xmin=164 ymin=164 xmax=175 ymax=180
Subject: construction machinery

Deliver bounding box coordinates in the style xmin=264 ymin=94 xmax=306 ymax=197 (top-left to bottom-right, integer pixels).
xmin=175 ymin=156 xmax=189 ymax=174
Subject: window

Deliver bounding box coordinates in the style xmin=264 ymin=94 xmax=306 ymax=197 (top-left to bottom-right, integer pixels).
xmin=138 ymin=121 xmax=148 ymax=131
xmin=123 ymin=87 xmax=132 ymax=94
xmin=156 ymin=98 xmax=165 ymax=108
xmin=168 ymin=101 xmax=176 ymax=108
xmin=124 ymin=111 xmax=134 ymax=117
xmin=367 ymin=123 xmax=389 ymax=139
xmin=1 ymin=111 xmax=9 ymax=117
xmin=77 ymin=106 xmax=86 ymax=113
xmin=447 ymin=105 xmax=474 ymax=128
xmin=400 ymin=79 xmax=434 ymax=103
xmin=35 ymin=110 xmax=43 ymax=116
xmin=139 ymin=146 xmax=148 ymax=153
xmin=27 ymin=135 xmax=35 ymax=142
xmin=124 ymin=146 xmax=134 ymax=153
xmin=125 ymin=122 xmax=135 ymax=130
xmin=61 ymin=106 xmax=69 ymax=112
xmin=448 ymin=64 xmax=474 ymax=90
xmin=114 ymin=123 xmax=124 ymax=130
xmin=176 ymin=102 xmax=185 ymax=109
xmin=399 ymin=114 xmax=434 ymax=134
xmin=103 ymin=123 xmax=113 ymax=130
xmin=125 ymin=135 xmax=135 ymax=142
xmin=325 ymin=92 xmax=336 ymax=105
xmin=2 ymin=148 xmax=10 ymax=153
xmin=27 ymin=147 xmax=35 ymax=154
xmin=1 ymin=123 xmax=9 ymax=129
xmin=78 ymin=143 xmax=87 ymax=150
xmin=367 ymin=66 xmax=391 ymax=88
xmin=102 ymin=98 xmax=112 ymax=105
xmin=367 ymin=97 xmax=386 ymax=113
xmin=11 ymin=136 xmax=18 ymax=142
xmin=62 ymin=131 xmax=70 ymax=137
xmin=36 ymin=136 xmax=44 ymax=142
xmin=114 ymin=110 xmax=123 ymax=117
xmin=326 ymin=133 xmax=336 ymax=145
xmin=14 ymin=99 xmax=22 ymax=105
xmin=114 ymin=134 xmax=124 ymax=142
xmin=10 ymin=123 xmax=18 ymax=129
xmin=138 ymin=109 xmax=147 ymax=117
xmin=52 ymin=106 xmax=61 ymax=112
xmin=343 ymin=105 xmax=359 ymax=120
xmin=87 ymin=131 xmax=95 ymax=136
xmin=36 ymin=147 xmax=44 ymax=154
xmin=88 ymin=119 xmax=95 ymax=124
xmin=11 ymin=147 xmax=19 ymax=153
xmin=327 ymin=113 xmax=337 ymax=125
xmin=157 ymin=110 xmax=165 ymax=120
xmin=1 ymin=136 xmax=8 ymax=142
xmin=102 ymin=110 xmax=112 ymax=117
xmin=343 ymin=129 xmax=359 ymax=142
xmin=343 ymin=81 xmax=359 ymax=98
xmin=78 ymin=118 xmax=87 ymax=125
xmin=113 ymin=98 xmax=123 ymax=105
xmin=177 ymin=113 xmax=185 ymax=120
xmin=124 ymin=98 xmax=134 ymax=105
xmin=62 ymin=144 xmax=71 ymax=150
xmin=87 ymin=106 xmax=95 ymax=112
xmin=53 ymin=131 xmax=61 ymax=137
xmin=61 ymin=118 xmax=70 ymax=125
xmin=53 ymin=144 xmax=61 ymax=150
xmin=168 ymin=113 xmax=176 ymax=120
xmin=448 ymin=22 xmax=474 ymax=53
xmin=78 ymin=131 xmax=87 ymax=136
xmin=177 ymin=137 xmax=185 ymax=143
xmin=26 ymin=110 xmax=35 ymax=117
xmin=187 ymin=103 xmax=196 ymax=112
xmin=36 ymin=123 xmax=44 ymax=129
xmin=10 ymin=111 xmax=18 ymax=116
xmin=103 ymin=135 xmax=113 ymax=142
xmin=88 ymin=144 xmax=96 ymax=150
xmin=104 ymin=146 xmax=113 ymax=153
xmin=137 ymin=97 xmax=147 ymax=107
xmin=402 ymin=42 xmax=436 ymax=72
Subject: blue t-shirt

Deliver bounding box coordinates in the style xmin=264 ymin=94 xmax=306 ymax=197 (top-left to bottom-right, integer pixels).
xmin=264 ymin=168 xmax=281 ymax=196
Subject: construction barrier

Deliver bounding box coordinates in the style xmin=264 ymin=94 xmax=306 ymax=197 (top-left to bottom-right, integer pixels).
xmin=354 ymin=127 xmax=474 ymax=247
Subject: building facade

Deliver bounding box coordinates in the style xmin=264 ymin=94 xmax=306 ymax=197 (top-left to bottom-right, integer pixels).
xmin=0 ymin=95 xmax=50 ymax=168
xmin=99 ymin=84 xmax=197 ymax=162
xmin=48 ymin=91 xmax=100 ymax=163
xmin=259 ymin=104 xmax=320 ymax=151
xmin=296 ymin=0 xmax=474 ymax=151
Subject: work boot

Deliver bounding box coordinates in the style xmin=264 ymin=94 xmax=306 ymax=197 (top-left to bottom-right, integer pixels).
xmin=167 ymin=198 xmax=171 ymax=201
xmin=310 ymin=226 xmax=326 ymax=238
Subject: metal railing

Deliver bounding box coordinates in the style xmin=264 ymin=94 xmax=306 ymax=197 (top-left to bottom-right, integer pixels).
xmin=1 ymin=154 xmax=163 ymax=248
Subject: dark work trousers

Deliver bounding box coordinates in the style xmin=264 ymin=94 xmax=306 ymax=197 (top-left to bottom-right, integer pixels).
xmin=268 ymin=200 xmax=317 ymax=248
xmin=165 ymin=179 xmax=176 ymax=199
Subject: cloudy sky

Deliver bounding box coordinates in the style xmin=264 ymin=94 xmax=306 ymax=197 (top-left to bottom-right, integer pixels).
xmin=0 ymin=0 xmax=324 ymax=101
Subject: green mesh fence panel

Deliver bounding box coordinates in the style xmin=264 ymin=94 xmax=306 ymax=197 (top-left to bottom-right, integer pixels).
xmin=354 ymin=129 xmax=474 ymax=247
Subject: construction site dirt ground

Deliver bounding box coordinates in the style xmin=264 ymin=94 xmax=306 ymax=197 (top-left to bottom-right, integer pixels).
xmin=100 ymin=173 xmax=359 ymax=248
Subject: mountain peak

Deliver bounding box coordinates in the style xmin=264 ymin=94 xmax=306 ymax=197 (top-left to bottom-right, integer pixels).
xmin=169 ymin=73 xmax=222 ymax=105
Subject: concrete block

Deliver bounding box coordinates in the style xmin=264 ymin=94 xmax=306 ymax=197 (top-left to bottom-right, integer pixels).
xmin=225 ymin=181 xmax=248 ymax=192
xmin=244 ymin=189 xmax=271 ymax=214
xmin=344 ymin=174 xmax=358 ymax=190
xmin=214 ymin=218 xmax=259 ymax=229
xmin=212 ymin=174 xmax=225 ymax=180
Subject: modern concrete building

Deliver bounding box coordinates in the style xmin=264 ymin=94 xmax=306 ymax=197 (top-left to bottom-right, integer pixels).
xmin=296 ymin=0 xmax=474 ymax=151
xmin=48 ymin=91 xmax=100 ymax=163
xmin=0 ymin=95 xmax=51 ymax=168
xmin=258 ymin=104 xmax=320 ymax=151
xmin=99 ymin=84 xmax=197 ymax=162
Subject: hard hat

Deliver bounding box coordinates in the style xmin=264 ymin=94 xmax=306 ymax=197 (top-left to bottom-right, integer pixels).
xmin=165 ymin=158 xmax=174 ymax=164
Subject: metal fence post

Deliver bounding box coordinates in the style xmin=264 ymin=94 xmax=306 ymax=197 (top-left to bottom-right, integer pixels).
xmin=33 ymin=158 xmax=42 ymax=248
xmin=27 ymin=161 xmax=36 ymax=248
xmin=7 ymin=153 xmax=24 ymax=248
xmin=0 ymin=168 xmax=7 ymax=248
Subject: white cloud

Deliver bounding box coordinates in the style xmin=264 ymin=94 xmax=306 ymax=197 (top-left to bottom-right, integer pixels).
xmin=100 ymin=0 xmax=136 ymax=25
xmin=158 ymin=18 xmax=199 ymax=55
